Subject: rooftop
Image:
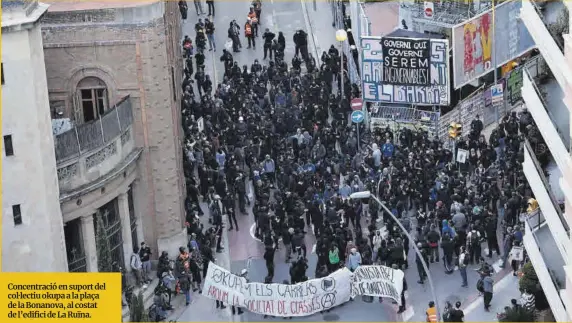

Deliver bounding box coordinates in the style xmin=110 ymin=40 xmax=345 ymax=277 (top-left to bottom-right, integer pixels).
xmin=408 ymin=0 xmax=495 ymax=26
xmin=43 ymin=0 xmax=158 ymax=12
xmin=1 ymin=0 xmax=49 ymax=29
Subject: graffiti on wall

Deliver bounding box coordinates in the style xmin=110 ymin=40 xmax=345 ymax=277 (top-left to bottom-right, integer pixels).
xmin=361 ymin=36 xmax=450 ymax=106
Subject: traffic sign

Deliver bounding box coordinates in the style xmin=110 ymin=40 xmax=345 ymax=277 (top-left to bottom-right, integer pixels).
xmin=424 ymin=1 xmax=434 ymax=18
xmin=351 ymin=98 xmax=363 ymax=111
xmin=351 ymin=110 xmax=364 ymax=124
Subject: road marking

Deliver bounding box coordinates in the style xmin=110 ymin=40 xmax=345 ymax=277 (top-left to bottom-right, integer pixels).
xmin=249 ymin=223 xmax=262 ymax=242
xmin=249 ymin=223 xmax=282 ymax=243
xmin=462 ymin=273 xmax=515 ymax=315
xmin=402 ymin=306 xmax=415 ymax=321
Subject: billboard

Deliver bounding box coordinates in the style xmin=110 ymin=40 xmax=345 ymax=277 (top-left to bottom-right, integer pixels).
xmin=361 ymin=36 xmax=450 ymax=106
xmin=452 ymin=0 xmax=536 ymax=89
xmin=381 ymin=38 xmax=431 ymax=85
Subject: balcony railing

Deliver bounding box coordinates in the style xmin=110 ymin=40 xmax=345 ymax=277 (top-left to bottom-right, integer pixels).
xmin=55 ymin=96 xmax=139 ymax=196
xmin=530 ymin=0 xmax=566 ymax=52
xmin=54 ymin=96 xmax=134 ymax=165
xmin=524 ymin=69 xmax=570 ymax=152
xmin=524 ymin=138 xmax=569 ymax=233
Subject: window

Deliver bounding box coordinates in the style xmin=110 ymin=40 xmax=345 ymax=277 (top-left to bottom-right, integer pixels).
xmin=4 ymin=135 xmax=13 ymax=156
xmin=76 ymin=77 xmax=108 ymax=123
xmin=1 ymin=63 xmax=4 ymax=85
xmin=12 ymin=205 xmax=22 ymax=225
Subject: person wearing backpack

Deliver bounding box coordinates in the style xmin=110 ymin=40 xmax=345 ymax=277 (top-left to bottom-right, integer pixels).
xmin=467 ymin=226 xmax=481 ymax=265
xmin=458 ymin=246 xmax=469 ymax=287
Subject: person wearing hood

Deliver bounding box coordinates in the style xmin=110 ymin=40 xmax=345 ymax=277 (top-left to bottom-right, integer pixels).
xmin=441 ymin=219 xmax=455 ymax=238
xmin=262 ymin=154 xmax=275 ymax=181
xmin=382 ymin=138 xmax=395 ymax=158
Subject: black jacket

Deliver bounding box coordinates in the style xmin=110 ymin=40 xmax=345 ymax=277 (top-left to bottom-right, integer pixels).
xmin=263 ymin=31 xmax=276 ymax=45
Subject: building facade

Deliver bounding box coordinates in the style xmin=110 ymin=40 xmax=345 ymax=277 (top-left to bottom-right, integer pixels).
xmin=40 ymin=0 xmax=187 ymax=272
xmin=520 ymin=1 xmax=572 ymax=322
xmin=519 ymin=1 xmax=572 ymax=320
xmin=1 ymin=0 xmax=68 ymax=272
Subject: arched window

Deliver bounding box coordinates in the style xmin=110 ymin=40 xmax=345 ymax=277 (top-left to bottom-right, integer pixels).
xmin=74 ymin=77 xmax=109 ymax=123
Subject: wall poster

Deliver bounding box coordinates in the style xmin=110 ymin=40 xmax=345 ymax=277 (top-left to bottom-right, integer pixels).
xmin=451 ymin=0 xmax=536 ymax=89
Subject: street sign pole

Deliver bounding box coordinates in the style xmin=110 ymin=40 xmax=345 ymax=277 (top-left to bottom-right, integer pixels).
xmin=357 ymin=121 xmax=360 ymax=151
xmin=351 ymin=110 xmax=364 ymax=151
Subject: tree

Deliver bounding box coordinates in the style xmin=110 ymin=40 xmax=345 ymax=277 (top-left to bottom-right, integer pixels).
xmin=547 ymin=6 xmax=569 ymax=50
xmin=498 ymin=305 xmax=537 ymax=322
xmin=519 ymin=262 xmax=550 ymax=311
xmin=95 ymin=211 xmax=113 ymax=273
xmin=519 ymin=262 xmax=540 ymax=294
xmin=129 ymin=291 xmax=149 ymax=322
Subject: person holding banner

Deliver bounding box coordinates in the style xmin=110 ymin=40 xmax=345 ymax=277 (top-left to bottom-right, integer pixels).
xmin=395 ymin=263 xmax=408 ymax=314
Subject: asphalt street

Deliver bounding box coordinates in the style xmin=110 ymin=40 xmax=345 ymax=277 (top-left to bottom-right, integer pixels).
xmin=176 ymin=1 xmax=519 ymax=321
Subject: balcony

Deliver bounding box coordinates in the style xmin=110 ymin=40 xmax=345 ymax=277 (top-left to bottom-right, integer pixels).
xmin=521 ymin=0 xmax=572 ymax=90
xmin=522 ymin=70 xmax=572 ymax=170
xmin=54 ymin=96 xmax=142 ymax=200
xmin=522 ymin=139 xmax=571 ymax=321
xmin=523 ymin=139 xmax=570 ymax=252
xmin=523 ymin=211 xmax=570 ymax=321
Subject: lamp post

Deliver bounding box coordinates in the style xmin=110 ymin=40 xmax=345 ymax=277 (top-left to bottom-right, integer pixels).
xmin=335 ymin=29 xmax=347 ymax=102
xmin=350 ymin=190 xmax=442 ymax=322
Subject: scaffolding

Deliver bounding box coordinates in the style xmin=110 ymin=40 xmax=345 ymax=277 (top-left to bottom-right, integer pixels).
xmin=409 ymin=0 xmax=496 ymax=27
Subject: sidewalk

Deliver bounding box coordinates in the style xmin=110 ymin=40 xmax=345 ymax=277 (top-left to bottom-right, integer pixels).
xmin=462 ymin=273 xmax=522 ymax=321
xmin=167 ymin=200 xmax=233 ymax=322
xmin=301 ymin=0 xmax=340 ymax=60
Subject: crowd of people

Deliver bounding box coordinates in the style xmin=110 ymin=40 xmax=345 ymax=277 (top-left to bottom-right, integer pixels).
xmin=123 ymin=1 xmax=551 ymax=321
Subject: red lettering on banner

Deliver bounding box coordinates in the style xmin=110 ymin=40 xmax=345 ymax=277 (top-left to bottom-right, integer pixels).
xmin=289 ymin=301 xmax=297 ymax=315
xmin=265 ymin=300 xmax=274 ymax=314
xmin=277 ymin=300 xmax=285 ymax=314
xmin=206 ymin=286 xmax=229 ymax=303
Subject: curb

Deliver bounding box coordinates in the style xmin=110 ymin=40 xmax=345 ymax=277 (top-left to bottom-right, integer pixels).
xmin=300 ymin=0 xmax=322 ymax=60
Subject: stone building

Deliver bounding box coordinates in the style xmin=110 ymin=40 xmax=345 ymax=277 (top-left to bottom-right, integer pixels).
xmin=39 ymin=0 xmax=186 ymax=272
xmin=1 ymin=0 xmax=68 ymax=272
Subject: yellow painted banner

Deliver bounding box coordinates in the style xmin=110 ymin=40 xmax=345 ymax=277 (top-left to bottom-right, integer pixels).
xmin=0 ymin=273 xmax=121 ymax=322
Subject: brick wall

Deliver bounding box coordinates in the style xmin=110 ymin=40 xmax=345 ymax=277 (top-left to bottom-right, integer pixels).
xmin=41 ymin=2 xmax=186 ymax=256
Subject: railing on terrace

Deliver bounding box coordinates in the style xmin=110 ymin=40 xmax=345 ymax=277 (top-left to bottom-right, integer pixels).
xmin=524 ymin=138 xmax=570 ymax=233
xmin=524 ymin=69 xmax=570 ymax=152
xmin=54 ymin=96 xmax=134 ymax=165
xmin=530 ymin=0 xmax=565 ymax=51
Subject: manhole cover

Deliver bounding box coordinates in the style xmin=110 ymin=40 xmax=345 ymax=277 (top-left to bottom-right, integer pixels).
xmin=323 ymin=313 xmax=340 ymax=321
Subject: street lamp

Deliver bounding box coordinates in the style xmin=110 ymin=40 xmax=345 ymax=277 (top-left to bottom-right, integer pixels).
xmin=350 ymin=190 xmax=442 ymax=322
xmin=335 ymin=29 xmax=347 ymax=101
